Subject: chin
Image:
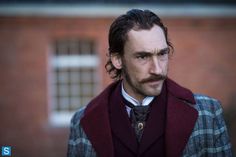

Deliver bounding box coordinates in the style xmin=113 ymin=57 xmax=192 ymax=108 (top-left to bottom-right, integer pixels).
xmin=151 ymin=91 xmax=162 ymax=96
xmin=145 ymin=86 xmax=163 ymax=96
xmin=143 ymin=89 xmax=162 ymax=97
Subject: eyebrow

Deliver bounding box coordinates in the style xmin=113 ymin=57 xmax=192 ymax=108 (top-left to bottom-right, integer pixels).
xmin=134 ymin=47 xmax=170 ymax=56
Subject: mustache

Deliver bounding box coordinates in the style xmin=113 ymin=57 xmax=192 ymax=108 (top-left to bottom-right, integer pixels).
xmin=140 ymin=75 xmax=167 ymax=84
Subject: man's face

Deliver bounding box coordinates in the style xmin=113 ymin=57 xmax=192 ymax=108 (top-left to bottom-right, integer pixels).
xmin=122 ymin=25 xmax=169 ymax=101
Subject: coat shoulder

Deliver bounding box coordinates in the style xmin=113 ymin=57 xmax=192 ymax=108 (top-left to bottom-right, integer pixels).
xmin=183 ymin=94 xmax=233 ymax=156
xmin=68 ymin=106 xmax=97 ymax=157
xmin=71 ymin=107 xmax=86 ymax=127
xmin=193 ymin=94 xmax=222 ymax=115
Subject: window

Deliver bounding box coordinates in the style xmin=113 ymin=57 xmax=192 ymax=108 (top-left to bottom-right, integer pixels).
xmin=49 ymin=39 xmax=99 ymax=126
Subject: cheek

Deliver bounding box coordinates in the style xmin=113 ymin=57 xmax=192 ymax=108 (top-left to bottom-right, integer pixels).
xmin=126 ymin=60 xmax=140 ymax=73
xmin=161 ymin=61 xmax=169 ymax=73
xmin=134 ymin=66 xmax=150 ymax=80
xmin=127 ymin=63 xmax=147 ymax=79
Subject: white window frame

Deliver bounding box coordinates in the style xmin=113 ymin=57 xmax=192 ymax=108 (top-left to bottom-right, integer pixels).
xmin=49 ymin=40 xmax=99 ymax=127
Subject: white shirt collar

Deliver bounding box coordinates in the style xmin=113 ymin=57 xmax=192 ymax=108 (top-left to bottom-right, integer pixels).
xmin=121 ymin=83 xmax=155 ymax=106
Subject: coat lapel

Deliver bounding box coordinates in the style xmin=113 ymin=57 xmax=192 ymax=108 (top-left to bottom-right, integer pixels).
xmin=165 ymin=79 xmax=198 ymax=157
xmin=139 ymin=82 xmax=167 ymax=155
xmin=80 ymin=82 xmax=119 ymax=157
xmin=109 ymin=83 xmax=138 ymax=154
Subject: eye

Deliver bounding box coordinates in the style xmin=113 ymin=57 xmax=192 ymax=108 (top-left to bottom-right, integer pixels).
xmin=137 ymin=55 xmax=148 ymax=60
xmin=158 ymin=50 xmax=169 ymax=56
xmin=158 ymin=49 xmax=169 ymax=61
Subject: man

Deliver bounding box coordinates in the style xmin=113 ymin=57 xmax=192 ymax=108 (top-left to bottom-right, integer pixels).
xmin=67 ymin=9 xmax=232 ymax=157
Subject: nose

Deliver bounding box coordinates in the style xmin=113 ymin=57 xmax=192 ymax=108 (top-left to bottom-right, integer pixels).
xmin=149 ymin=57 xmax=162 ymax=75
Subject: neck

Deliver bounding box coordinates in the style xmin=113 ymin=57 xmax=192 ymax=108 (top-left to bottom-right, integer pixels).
xmin=122 ymin=80 xmax=145 ymax=102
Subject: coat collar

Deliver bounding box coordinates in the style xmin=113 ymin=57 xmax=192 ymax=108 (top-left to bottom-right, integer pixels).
xmin=80 ymin=81 xmax=119 ymax=157
xmin=80 ymin=78 xmax=198 ymax=157
xmin=165 ymin=79 xmax=198 ymax=156
xmin=166 ymin=78 xmax=196 ymax=104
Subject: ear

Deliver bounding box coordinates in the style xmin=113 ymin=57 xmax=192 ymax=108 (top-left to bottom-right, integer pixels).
xmin=111 ymin=53 xmax=122 ymax=69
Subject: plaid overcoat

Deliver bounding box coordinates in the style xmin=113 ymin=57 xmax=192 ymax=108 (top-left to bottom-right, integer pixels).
xmin=67 ymin=79 xmax=232 ymax=157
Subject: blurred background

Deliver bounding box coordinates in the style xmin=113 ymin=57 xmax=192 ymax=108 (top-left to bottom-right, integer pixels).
xmin=0 ymin=0 xmax=235 ymax=156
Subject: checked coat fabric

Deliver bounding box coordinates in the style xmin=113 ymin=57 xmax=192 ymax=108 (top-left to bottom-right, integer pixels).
xmin=67 ymin=79 xmax=232 ymax=157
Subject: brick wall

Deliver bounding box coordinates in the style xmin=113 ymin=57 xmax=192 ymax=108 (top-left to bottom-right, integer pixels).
xmin=0 ymin=16 xmax=235 ymax=156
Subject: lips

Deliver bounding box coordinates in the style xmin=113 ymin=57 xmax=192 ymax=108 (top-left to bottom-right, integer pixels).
xmin=146 ymin=79 xmax=163 ymax=86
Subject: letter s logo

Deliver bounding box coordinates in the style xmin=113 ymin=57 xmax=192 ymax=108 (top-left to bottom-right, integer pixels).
xmin=2 ymin=146 xmax=11 ymax=156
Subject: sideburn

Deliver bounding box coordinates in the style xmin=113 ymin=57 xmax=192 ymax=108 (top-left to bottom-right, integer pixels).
xmin=121 ymin=58 xmax=146 ymax=97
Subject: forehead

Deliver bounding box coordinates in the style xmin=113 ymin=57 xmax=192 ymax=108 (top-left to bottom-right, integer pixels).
xmin=125 ymin=25 xmax=168 ymax=53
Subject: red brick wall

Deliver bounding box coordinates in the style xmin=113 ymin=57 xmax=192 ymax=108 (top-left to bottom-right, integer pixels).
xmin=0 ymin=16 xmax=235 ymax=156
xmin=167 ymin=18 xmax=236 ymax=107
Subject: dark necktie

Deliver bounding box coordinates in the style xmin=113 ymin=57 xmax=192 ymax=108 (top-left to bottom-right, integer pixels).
xmin=126 ymin=103 xmax=151 ymax=142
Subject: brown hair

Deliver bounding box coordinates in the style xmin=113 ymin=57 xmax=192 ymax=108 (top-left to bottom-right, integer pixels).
xmin=105 ymin=9 xmax=173 ymax=80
